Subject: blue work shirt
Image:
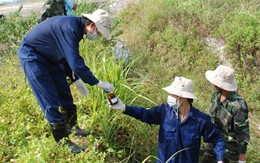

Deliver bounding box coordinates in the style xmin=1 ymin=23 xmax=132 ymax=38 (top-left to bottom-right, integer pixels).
xmin=124 ymin=104 xmax=225 ymax=163
xmin=65 ymin=0 xmax=75 ymax=16
xmin=18 ymin=16 xmax=99 ymax=86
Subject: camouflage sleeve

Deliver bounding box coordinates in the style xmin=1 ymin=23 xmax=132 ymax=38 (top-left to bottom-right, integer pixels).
xmin=37 ymin=4 xmax=51 ymax=23
xmin=37 ymin=0 xmax=66 ymax=23
xmin=233 ymin=100 xmax=250 ymax=154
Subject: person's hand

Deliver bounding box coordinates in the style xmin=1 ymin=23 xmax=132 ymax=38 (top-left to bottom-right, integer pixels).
xmin=73 ymin=4 xmax=78 ymax=10
xmin=108 ymin=97 xmax=125 ymax=111
xmin=75 ymin=79 xmax=89 ymax=96
xmin=108 ymin=98 xmax=125 ymax=111
xmin=217 ymin=161 xmax=224 ymax=163
xmin=238 ymin=153 xmax=246 ymax=163
xmin=97 ymin=81 xmax=114 ymax=92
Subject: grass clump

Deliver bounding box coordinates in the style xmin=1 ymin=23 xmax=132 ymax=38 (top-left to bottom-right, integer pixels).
xmin=117 ymin=0 xmax=259 ymax=161
xmin=0 ymin=2 xmax=155 ymax=162
xmin=0 ymin=0 xmax=259 ymax=162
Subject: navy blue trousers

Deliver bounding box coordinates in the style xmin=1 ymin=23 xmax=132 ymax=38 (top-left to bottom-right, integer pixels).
xmin=18 ymin=46 xmax=74 ymax=123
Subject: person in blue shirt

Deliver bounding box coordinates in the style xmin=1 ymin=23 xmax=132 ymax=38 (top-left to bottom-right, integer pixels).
xmin=18 ymin=9 xmax=114 ymax=154
xmin=37 ymin=0 xmax=87 ymax=96
xmin=108 ymin=76 xmax=225 ymax=163
xmin=65 ymin=0 xmax=78 ymax=16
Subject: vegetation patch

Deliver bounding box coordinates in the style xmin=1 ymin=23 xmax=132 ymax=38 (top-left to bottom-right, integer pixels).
xmin=0 ymin=0 xmax=259 ymax=162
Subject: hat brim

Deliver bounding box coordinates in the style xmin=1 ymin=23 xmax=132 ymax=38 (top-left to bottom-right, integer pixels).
xmin=205 ymin=71 xmax=237 ymax=91
xmin=162 ymin=86 xmax=197 ymax=99
xmin=82 ymin=14 xmax=111 ymax=40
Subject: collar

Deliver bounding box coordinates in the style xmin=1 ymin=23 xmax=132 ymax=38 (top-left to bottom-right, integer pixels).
xmin=179 ymin=105 xmax=196 ymax=124
xmin=80 ymin=17 xmax=87 ymax=34
xmin=217 ymin=91 xmax=236 ymax=107
xmin=188 ymin=106 xmax=197 ymax=120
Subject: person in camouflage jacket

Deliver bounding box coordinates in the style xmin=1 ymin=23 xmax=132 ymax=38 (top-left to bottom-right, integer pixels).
xmin=201 ymin=65 xmax=250 ymax=163
xmin=37 ymin=0 xmax=66 ymax=23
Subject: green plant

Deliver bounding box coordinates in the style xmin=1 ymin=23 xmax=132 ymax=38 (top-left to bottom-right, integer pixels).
xmin=0 ymin=9 xmax=37 ymax=50
xmin=141 ymin=147 xmax=190 ymax=163
xmin=1 ymin=0 xmax=259 ymax=162
xmin=220 ymin=12 xmax=259 ymax=67
xmin=118 ymin=0 xmax=260 ymax=161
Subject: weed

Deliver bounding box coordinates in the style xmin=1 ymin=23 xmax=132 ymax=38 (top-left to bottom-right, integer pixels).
xmin=0 ymin=0 xmax=259 ymax=162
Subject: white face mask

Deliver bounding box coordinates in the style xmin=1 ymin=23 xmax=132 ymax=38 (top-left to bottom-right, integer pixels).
xmin=167 ymin=95 xmax=180 ymax=108
xmin=167 ymin=95 xmax=181 ymax=119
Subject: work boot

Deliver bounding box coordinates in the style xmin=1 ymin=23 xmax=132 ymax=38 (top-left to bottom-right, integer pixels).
xmin=61 ymin=105 xmax=90 ymax=137
xmin=50 ymin=122 xmax=85 ymax=154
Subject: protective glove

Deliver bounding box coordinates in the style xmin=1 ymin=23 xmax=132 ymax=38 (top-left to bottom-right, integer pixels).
xmin=108 ymin=97 xmax=125 ymax=111
xmin=238 ymin=160 xmax=246 ymax=163
xmin=75 ymin=79 xmax=89 ymax=96
xmin=97 ymin=81 xmax=115 ymax=92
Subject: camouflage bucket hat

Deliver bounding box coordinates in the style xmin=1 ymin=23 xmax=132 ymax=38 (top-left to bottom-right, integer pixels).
xmin=82 ymin=9 xmax=112 ymax=40
xmin=162 ymin=77 xmax=197 ymax=99
xmin=205 ymin=65 xmax=237 ymax=91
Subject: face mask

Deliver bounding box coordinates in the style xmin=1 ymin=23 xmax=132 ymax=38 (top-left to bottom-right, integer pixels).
xmin=86 ymin=31 xmax=99 ymax=40
xmin=167 ymin=95 xmax=181 ymax=119
xmin=167 ymin=95 xmax=180 ymax=108
xmin=86 ymin=26 xmax=99 ymax=40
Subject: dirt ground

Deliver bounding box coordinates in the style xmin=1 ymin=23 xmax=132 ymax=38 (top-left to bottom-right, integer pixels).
xmin=0 ymin=0 xmax=44 ymax=16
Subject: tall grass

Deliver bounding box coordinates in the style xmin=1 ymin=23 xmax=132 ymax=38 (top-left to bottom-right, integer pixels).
xmin=0 ymin=0 xmax=259 ymax=162
xmin=0 ymin=11 xmax=156 ymax=162
xmin=118 ymin=0 xmax=259 ymax=161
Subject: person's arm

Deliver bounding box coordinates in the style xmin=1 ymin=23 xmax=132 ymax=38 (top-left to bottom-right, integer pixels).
xmin=109 ymin=97 xmax=163 ymax=125
xmin=124 ymin=105 xmax=163 ymax=125
xmin=233 ymin=103 xmax=250 ymax=161
xmin=58 ymin=28 xmax=99 ymax=86
xmin=64 ymin=0 xmax=75 ymax=10
xmin=202 ymin=119 xmax=225 ymax=162
xmin=59 ymin=58 xmax=79 ymax=84
xmin=56 ymin=25 xmax=114 ymax=92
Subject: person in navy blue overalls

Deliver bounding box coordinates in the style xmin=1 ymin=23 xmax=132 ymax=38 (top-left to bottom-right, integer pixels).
xmin=108 ymin=76 xmax=226 ymax=163
xmin=18 ymin=9 xmax=114 ymax=153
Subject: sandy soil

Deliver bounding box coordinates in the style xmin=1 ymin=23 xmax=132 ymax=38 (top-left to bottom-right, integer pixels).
xmin=0 ymin=0 xmax=44 ymax=16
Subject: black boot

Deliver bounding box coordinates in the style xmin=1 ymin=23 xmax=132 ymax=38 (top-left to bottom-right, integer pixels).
xmin=50 ymin=122 xmax=85 ymax=154
xmin=61 ymin=105 xmax=90 ymax=137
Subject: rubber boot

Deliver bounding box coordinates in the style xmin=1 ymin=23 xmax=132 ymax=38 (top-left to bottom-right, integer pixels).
xmin=50 ymin=122 xmax=85 ymax=154
xmin=61 ymin=105 xmax=90 ymax=137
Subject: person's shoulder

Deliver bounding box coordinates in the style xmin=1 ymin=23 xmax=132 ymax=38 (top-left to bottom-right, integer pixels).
xmin=151 ymin=103 xmax=171 ymax=114
xmin=212 ymin=90 xmax=220 ymax=97
xmin=162 ymin=103 xmax=175 ymax=111
xmin=228 ymin=92 xmax=248 ymax=111
xmin=152 ymin=103 xmax=168 ymax=111
xmin=192 ymin=107 xmax=211 ymax=122
xmin=50 ymin=16 xmax=80 ymax=25
xmin=161 ymin=103 xmax=169 ymax=108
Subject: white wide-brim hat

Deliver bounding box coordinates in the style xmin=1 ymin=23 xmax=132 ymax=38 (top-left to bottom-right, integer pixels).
xmin=162 ymin=76 xmax=197 ymax=99
xmin=82 ymin=9 xmax=112 ymax=40
xmin=205 ymin=65 xmax=237 ymax=91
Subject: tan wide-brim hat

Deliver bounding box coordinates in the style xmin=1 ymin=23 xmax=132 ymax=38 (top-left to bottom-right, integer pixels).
xmin=82 ymin=9 xmax=112 ymax=40
xmin=162 ymin=76 xmax=197 ymax=99
xmin=205 ymin=65 xmax=237 ymax=91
